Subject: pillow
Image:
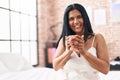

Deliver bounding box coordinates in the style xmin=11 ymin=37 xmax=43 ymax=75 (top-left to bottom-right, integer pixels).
xmin=0 ymin=53 xmax=33 ymax=72
xmin=0 ymin=61 xmax=9 ymax=74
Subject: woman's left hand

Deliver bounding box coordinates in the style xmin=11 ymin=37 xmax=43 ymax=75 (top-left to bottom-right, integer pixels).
xmin=76 ymin=35 xmax=86 ymax=55
xmin=68 ymin=35 xmax=86 ymax=55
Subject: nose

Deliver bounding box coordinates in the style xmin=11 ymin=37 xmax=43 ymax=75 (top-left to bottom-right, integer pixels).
xmin=74 ymin=18 xmax=79 ymax=24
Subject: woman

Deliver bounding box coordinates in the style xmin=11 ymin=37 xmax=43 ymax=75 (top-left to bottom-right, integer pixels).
xmin=53 ymin=3 xmax=110 ymax=80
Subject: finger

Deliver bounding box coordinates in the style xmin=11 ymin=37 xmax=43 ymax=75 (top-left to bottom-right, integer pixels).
xmin=74 ymin=35 xmax=81 ymax=38
xmin=80 ymin=35 xmax=84 ymax=40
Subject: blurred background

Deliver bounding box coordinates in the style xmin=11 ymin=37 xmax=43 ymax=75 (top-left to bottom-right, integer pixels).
xmin=0 ymin=0 xmax=120 ymax=70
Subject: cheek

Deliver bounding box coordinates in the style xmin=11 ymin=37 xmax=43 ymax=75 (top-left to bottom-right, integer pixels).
xmin=69 ymin=21 xmax=72 ymax=26
xmin=69 ymin=21 xmax=74 ymax=28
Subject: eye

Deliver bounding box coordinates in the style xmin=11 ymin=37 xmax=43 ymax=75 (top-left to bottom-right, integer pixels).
xmin=77 ymin=15 xmax=82 ymax=19
xmin=69 ymin=17 xmax=74 ymax=21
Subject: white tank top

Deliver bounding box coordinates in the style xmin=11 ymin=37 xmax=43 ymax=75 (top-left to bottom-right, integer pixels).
xmin=62 ymin=35 xmax=101 ymax=80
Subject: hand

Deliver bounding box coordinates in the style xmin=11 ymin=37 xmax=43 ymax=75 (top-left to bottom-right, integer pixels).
xmin=66 ymin=35 xmax=85 ymax=55
xmin=65 ymin=35 xmax=76 ymax=51
xmin=76 ymin=35 xmax=85 ymax=55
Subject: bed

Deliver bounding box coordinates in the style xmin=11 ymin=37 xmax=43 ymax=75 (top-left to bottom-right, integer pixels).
xmin=0 ymin=53 xmax=65 ymax=80
xmin=0 ymin=53 xmax=120 ymax=80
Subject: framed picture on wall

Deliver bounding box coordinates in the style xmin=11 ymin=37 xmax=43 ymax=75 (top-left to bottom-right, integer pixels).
xmin=111 ymin=2 xmax=120 ymax=23
xmin=94 ymin=9 xmax=106 ymax=26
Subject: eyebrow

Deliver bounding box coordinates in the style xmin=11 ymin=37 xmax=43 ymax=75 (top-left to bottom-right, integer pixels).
xmin=69 ymin=14 xmax=82 ymax=18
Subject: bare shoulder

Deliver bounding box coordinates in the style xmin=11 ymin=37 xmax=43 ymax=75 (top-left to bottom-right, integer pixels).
xmin=95 ymin=33 xmax=105 ymax=40
xmin=58 ymin=38 xmax=64 ymax=46
xmin=95 ymin=33 xmax=106 ymax=44
xmin=57 ymin=38 xmax=65 ymax=51
xmin=55 ymin=38 xmax=65 ymax=57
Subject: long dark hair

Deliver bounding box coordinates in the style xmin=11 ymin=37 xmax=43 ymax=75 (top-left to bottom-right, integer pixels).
xmin=56 ymin=3 xmax=94 ymax=47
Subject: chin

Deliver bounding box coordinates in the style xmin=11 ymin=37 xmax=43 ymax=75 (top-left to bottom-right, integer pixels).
xmin=76 ymin=31 xmax=82 ymax=33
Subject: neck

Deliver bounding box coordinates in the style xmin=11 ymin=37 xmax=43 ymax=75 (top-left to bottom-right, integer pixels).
xmin=76 ymin=32 xmax=83 ymax=36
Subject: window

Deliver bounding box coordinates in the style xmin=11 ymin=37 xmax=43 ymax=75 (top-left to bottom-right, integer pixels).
xmin=0 ymin=0 xmax=38 ymax=66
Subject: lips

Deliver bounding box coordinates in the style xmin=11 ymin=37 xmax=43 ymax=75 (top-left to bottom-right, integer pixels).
xmin=75 ymin=25 xmax=81 ymax=29
xmin=75 ymin=25 xmax=80 ymax=27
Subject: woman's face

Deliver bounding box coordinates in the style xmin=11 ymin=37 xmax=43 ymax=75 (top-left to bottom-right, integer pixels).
xmin=68 ymin=9 xmax=84 ymax=36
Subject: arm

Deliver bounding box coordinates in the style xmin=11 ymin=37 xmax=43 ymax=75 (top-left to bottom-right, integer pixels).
xmin=53 ymin=38 xmax=73 ymax=71
xmin=83 ymin=34 xmax=110 ymax=74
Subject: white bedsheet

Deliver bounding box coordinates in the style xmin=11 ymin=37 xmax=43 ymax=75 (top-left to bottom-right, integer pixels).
xmin=0 ymin=67 xmax=64 ymax=80
xmin=0 ymin=67 xmax=120 ymax=80
xmin=0 ymin=53 xmax=120 ymax=80
xmin=99 ymin=71 xmax=120 ymax=80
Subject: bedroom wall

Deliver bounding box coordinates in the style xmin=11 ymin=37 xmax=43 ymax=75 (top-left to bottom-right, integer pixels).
xmin=37 ymin=0 xmax=120 ymax=67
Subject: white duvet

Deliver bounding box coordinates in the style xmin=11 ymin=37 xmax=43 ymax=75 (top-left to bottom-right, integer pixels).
xmin=0 ymin=53 xmax=120 ymax=80
xmin=0 ymin=53 xmax=64 ymax=80
xmin=0 ymin=67 xmax=120 ymax=80
xmin=0 ymin=67 xmax=64 ymax=80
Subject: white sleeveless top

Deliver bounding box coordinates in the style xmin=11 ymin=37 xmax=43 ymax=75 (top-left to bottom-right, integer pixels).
xmin=62 ymin=35 xmax=101 ymax=80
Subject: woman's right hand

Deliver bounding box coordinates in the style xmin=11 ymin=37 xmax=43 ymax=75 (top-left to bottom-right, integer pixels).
xmin=65 ymin=35 xmax=79 ymax=51
xmin=65 ymin=36 xmax=72 ymax=51
xmin=65 ymin=35 xmax=85 ymax=55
